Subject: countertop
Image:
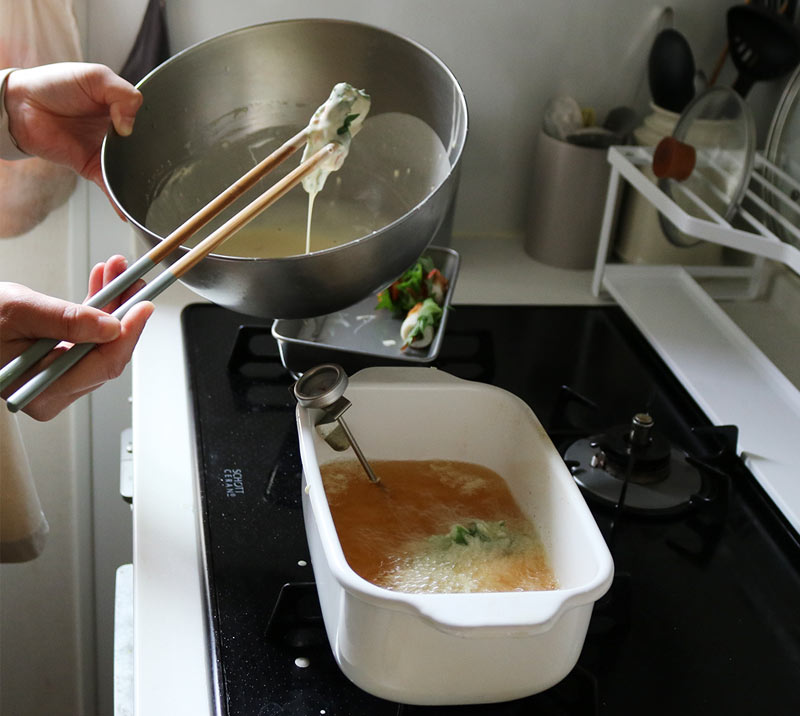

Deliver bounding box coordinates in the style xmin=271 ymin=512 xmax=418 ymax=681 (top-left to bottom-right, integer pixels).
xmin=129 ymin=235 xmax=800 ymax=715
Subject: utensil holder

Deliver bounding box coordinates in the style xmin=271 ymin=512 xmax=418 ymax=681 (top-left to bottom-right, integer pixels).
xmin=524 ymin=131 xmax=613 ymax=269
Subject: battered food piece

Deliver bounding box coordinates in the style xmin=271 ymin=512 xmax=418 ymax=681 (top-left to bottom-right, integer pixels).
xmin=301 ymin=82 xmax=371 ymax=195
xmin=376 ymin=256 xmax=449 ymax=350
xmin=400 ymin=298 xmax=442 ymax=350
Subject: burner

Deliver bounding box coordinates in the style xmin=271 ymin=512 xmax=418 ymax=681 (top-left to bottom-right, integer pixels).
xmin=565 ymin=413 xmax=703 ymax=514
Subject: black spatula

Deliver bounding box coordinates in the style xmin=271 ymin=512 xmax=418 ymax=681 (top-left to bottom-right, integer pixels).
xmin=727 ymin=4 xmax=800 ymax=97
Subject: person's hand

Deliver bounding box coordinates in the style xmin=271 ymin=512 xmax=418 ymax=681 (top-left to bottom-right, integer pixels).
xmin=0 ymin=255 xmax=154 ymax=421
xmin=3 ymin=63 xmax=142 ymax=194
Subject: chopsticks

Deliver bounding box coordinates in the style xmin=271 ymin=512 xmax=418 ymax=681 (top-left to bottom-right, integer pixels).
xmin=0 ymin=127 xmax=309 ymax=397
xmin=2 ymin=137 xmax=340 ymax=414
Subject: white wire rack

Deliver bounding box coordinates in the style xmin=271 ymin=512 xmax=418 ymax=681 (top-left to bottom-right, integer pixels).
xmin=592 ymin=145 xmax=800 ymax=297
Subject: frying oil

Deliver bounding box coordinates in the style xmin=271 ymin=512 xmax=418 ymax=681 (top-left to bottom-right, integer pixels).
xmin=320 ymin=459 xmax=558 ymax=594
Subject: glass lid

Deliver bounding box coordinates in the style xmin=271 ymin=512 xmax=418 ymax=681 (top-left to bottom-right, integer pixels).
xmin=658 ymin=86 xmax=756 ymax=247
xmin=765 ymin=63 xmax=800 ymax=249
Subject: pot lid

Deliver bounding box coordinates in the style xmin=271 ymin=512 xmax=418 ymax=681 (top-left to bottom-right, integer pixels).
xmin=657 ymin=86 xmax=756 ymax=247
xmin=765 ymin=63 xmax=800 ymax=249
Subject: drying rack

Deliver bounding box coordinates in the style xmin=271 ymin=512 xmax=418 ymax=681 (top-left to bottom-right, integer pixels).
xmin=589 ymin=145 xmax=800 ymax=535
xmin=591 ymin=145 xmax=800 ymax=298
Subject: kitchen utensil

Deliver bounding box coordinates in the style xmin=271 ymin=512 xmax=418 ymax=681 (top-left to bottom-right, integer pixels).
xmin=657 ymin=86 xmax=756 ymax=247
xmin=293 ymin=364 xmax=382 ymax=485
xmin=297 ymin=366 xmax=614 ymax=705
xmin=614 ymin=103 xmax=724 ymax=265
xmin=603 ymin=105 xmax=639 ymax=143
xmin=0 ymin=128 xmax=308 ymax=396
xmin=764 ymin=62 xmax=800 ymax=248
xmin=272 ymin=246 xmax=459 ymax=376
xmin=652 ymin=136 xmax=696 ymax=180
xmin=648 ymin=28 xmax=696 ymax=112
xmin=102 ymin=19 xmax=468 ymax=320
xmin=4 ymin=142 xmax=339 ymax=413
xmin=727 ymin=3 xmax=800 ymax=97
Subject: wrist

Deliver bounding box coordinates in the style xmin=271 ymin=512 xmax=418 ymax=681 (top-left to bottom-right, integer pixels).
xmin=0 ymin=69 xmax=31 ymax=160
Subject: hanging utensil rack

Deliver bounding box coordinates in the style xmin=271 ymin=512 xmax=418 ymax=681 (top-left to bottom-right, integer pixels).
xmin=592 ymin=145 xmax=800 ymax=298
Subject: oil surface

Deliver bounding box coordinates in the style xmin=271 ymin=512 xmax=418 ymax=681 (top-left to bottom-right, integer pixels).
xmin=320 ymin=459 xmax=558 ymax=593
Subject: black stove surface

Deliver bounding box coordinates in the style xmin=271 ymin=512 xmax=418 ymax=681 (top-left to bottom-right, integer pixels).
xmin=182 ymin=304 xmax=800 ymax=716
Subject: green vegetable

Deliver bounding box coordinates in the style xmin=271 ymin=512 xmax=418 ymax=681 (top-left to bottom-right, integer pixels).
xmin=376 ymin=256 xmax=437 ymax=315
xmin=448 ymin=520 xmax=508 ymax=545
xmin=425 ymin=520 xmax=512 ymax=551
xmin=337 ymin=113 xmax=361 ymax=135
xmin=402 ymin=298 xmax=443 ymax=349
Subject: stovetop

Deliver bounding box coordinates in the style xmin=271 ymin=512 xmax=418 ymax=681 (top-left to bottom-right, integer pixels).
xmin=182 ymin=303 xmax=800 ymax=716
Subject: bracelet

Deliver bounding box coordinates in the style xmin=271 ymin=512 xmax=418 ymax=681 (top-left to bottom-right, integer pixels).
xmin=0 ymin=68 xmax=32 ymax=160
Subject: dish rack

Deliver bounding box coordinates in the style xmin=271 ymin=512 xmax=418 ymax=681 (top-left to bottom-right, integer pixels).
xmin=592 ymin=145 xmax=800 ymax=299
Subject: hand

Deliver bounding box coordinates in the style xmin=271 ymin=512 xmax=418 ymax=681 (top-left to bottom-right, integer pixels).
xmin=0 ymin=255 xmax=154 ymax=421
xmin=3 ymin=63 xmax=142 ymax=194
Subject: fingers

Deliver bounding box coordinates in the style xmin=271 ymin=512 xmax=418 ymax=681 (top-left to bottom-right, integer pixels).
xmin=98 ymin=300 xmax=155 ymax=370
xmin=109 ymin=100 xmax=138 ymax=137
xmin=16 ymin=300 xmax=154 ymax=422
xmin=87 ymin=262 xmax=105 ymax=299
xmin=0 ymin=283 xmax=121 ymax=348
xmin=5 ymin=63 xmax=143 ymax=191
xmin=85 ymin=255 xmax=136 ymax=312
xmin=91 ymin=65 xmax=143 ymax=137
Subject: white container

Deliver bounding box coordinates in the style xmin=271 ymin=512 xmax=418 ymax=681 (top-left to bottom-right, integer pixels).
xmin=297 ymin=366 xmax=614 ymax=705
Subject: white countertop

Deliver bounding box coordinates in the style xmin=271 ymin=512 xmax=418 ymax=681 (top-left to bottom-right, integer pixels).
xmin=130 ymin=236 xmax=800 ymax=715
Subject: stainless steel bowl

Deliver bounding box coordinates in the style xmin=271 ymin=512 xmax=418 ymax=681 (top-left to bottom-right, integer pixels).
xmin=101 ymin=19 xmax=468 ymax=318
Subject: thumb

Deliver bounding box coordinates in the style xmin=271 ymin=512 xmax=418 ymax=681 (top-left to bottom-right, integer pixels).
xmin=20 ymin=294 xmax=122 ymax=345
xmin=104 ymin=79 xmax=143 ymax=137
xmin=109 ymin=97 xmax=140 ymax=137
xmin=81 ymin=64 xmax=143 ymax=137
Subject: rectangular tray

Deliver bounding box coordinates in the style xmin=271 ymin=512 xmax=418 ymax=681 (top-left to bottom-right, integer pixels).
xmin=272 ymin=246 xmax=459 ymax=375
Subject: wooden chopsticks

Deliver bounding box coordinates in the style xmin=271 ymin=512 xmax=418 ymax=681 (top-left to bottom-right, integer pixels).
xmin=2 ymin=134 xmax=340 ymax=414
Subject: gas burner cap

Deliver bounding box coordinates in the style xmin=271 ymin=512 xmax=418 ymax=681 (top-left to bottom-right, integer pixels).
xmin=592 ymin=419 xmax=673 ymax=480
xmin=564 ymin=415 xmax=703 ymax=514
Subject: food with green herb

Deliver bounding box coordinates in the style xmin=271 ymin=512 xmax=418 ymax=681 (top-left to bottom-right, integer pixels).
xmin=376 ymin=256 xmax=449 ymax=350
xmin=400 ymin=298 xmax=443 ymax=350
xmin=301 ymin=82 xmax=371 ymax=254
xmin=376 ymin=256 xmax=448 ymax=314
xmin=301 ymin=82 xmax=371 ymax=196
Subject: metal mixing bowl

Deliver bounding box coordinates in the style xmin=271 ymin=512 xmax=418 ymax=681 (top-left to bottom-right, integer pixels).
xmin=101 ymin=19 xmax=468 ymax=318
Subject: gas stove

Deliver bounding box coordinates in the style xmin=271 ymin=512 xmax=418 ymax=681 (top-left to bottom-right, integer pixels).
xmin=180 ymin=302 xmax=800 ymax=716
